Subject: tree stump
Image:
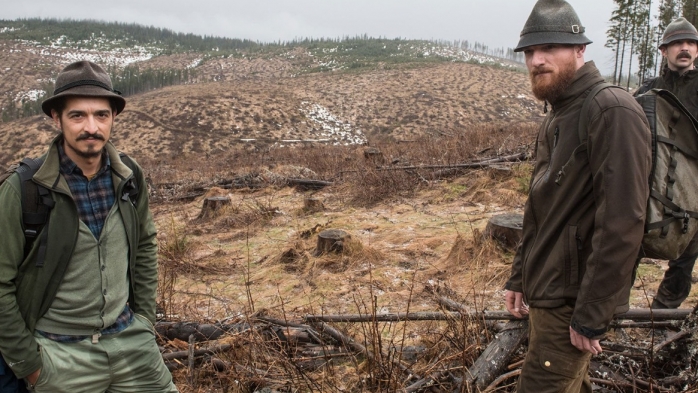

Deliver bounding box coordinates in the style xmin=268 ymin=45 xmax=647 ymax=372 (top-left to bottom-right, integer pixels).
xmin=199 ymin=196 xmax=231 ymax=219
xmin=315 ymin=229 xmax=350 ymax=256
xmin=303 ymin=197 xmax=325 ymax=213
xmin=484 ymin=213 xmax=523 ymax=250
xmin=363 ymin=147 xmax=385 ymax=164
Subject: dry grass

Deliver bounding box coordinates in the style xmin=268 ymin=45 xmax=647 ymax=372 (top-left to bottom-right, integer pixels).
xmin=146 ymin=122 xmax=536 ymax=391
xmin=147 ymin=120 xmax=698 ymax=392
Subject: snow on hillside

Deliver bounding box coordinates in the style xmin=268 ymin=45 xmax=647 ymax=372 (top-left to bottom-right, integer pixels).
xmin=299 ymin=102 xmax=367 ymax=146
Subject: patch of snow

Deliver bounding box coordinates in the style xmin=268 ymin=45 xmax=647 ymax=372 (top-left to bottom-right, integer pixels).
xmin=298 ymin=102 xmax=367 ymax=146
xmin=187 ymin=58 xmax=202 ymax=69
xmin=15 ymin=89 xmax=45 ymax=102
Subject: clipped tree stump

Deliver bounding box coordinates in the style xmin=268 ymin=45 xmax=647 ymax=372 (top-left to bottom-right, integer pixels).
xmin=484 ymin=213 xmax=523 ymax=250
xmin=315 ymin=229 xmax=350 ymax=256
xmin=363 ymin=147 xmax=385 ymax=164
xmin=303 ymin=197 xmax=325 ymax=213
xmin=199 ymin=196 xmax=231 ymax=219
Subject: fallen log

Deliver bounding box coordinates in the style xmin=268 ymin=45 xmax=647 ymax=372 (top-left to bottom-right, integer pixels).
xmin=375 ymin=152 xmax=528 ymax=172
xmin=155 ymin=321 xmax=250 ymax=342
xmin=303 ymin=308 xmax=693 ymax=323
xmin=286 ymin=178 xmax=333 ymax=190
xmin=465 ymin=320 xmax=528 ymax=391
xmin=162 ymin=343 xmax=233 ymax=362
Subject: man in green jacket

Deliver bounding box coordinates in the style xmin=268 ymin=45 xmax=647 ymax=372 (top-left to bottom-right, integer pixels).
xmin=0 ymin=61 xmax=178 ymax=392
xmin=635 ymin=17 xmax=698 ymax=309
xmin=504 ymin=0 xmax=652 ymax=391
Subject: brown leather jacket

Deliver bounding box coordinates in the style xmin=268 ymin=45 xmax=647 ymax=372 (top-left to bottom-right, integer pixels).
xmin=505 ymin=61 xmax=652 ymax=339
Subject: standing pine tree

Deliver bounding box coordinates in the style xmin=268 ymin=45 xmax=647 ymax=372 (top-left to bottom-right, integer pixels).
xmin=607 ymin=0 xmax=633 ymax=84
xmin=656 ymin=0 xmax=680 ymax=74
xmin=682 ymin=0 xmax=698 ymax=26
xmin=635 ymin=0 xmax=656 ymax=82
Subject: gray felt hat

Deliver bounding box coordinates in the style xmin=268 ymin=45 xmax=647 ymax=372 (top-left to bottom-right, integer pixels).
xmin=659 ymin=17 xmax=698 ymax=48
xmin=42 ymin=60 xmax=125 ymax=117
xmin=514 ymin=0 xmax=592 ymax=52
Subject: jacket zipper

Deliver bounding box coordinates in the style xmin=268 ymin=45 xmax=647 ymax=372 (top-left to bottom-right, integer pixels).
xmin=521 ymin=111 xmax=558 ymax=290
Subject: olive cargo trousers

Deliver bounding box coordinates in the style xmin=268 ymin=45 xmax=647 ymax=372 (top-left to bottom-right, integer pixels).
xmin=517 ymin=306 xmax=592 ymax=393
xmin=30 ymin=314 xmax=178 ymax=393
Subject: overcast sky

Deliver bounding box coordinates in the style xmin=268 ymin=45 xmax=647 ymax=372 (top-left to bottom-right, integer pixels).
xmin=2 ymin=1 xmax=640 ymax=75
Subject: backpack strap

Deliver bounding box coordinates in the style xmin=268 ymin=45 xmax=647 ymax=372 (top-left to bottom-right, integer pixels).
xmin=118 ymin=152 xmax=140 ymax=207
xmin=16 ymin=157 xmax=55 ymax=267
xmin=635 ymin=77 xmax=658 ymax=97
xmin=577 ymin=82 xmax=622 ymax=142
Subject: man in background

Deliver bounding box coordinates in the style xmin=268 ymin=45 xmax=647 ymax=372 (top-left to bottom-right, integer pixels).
xmin=636 ymin=17 xmax=698 ymax=309
xmin=504 ymin=0 xmax=652 ymax=391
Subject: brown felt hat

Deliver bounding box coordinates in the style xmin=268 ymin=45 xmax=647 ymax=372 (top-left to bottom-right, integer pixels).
xmin=515 ymin=0 xmax=592 ymax=52
xmin=41 ymin=60 xmax=125 ymax=117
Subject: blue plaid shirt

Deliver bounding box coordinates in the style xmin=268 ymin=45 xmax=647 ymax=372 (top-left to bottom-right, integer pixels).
xmin=58 ymin=144 xmax=115 ymax=239
xmin=37 ymin=305 xmax=134 ymax=343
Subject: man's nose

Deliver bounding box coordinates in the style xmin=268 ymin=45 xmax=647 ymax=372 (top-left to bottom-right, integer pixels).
xmin=529 ymin=51 xmax=546 ymax=67
xmin=84 ymin=115 xmax=99 ymax=132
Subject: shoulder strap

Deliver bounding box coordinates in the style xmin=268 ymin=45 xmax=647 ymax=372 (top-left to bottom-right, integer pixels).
xmin=118 ymin=152 xmax=140 ymax=206
xmin=635 ymin=77 xmax=658 ymax=96
xmin=577 ymin=82 xmax=621 ymax=144
xmin=555 ymin=83 xmax=624 ymax=185
xmin=16 ymin=157 xmax=55 ymax=267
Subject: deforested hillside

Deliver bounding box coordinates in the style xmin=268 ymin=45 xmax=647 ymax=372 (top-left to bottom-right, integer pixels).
xmin=0 ymin=18 xmax=537 ymax=165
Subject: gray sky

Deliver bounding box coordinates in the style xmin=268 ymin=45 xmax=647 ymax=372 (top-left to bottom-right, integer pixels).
xmin=2 ymin=1 xmax=634 ymax=75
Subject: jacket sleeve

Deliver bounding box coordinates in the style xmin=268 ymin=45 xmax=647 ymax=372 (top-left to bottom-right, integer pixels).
xmin=571 ymin=93 xmax=651 ymax=338
xmin=0 ymin=176 xmax=43 ymax=378
xmin=130 ymin=162 xmax=159 ymax=324
xmin=505 ymin=236 xmax=525 ymax=292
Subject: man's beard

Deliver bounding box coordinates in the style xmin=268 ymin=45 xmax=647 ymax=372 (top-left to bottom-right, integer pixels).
xmin=529 ymin=60 xmax=578 ymax=102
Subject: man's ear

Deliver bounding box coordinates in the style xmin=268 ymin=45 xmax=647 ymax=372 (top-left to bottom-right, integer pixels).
xmin=576 ymin=45 xmax=586 ymax=57
xmin=50 ymin=109 xmax=61 ymax=128
xmin=659 ymin=47 xmax=668 ymax=57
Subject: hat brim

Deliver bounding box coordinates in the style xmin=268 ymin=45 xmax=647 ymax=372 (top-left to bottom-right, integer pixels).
xmin=515 ymin=32 xmax=593 ymax=52
xmin=660 ymin=33 xmax=698 ymax=48
xmin=41 ymin=85 xmax=126 ymax=117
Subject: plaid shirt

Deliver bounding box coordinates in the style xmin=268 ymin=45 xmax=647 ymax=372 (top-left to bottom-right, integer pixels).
xmin=58 ymin=144 xmax=115 ymax=239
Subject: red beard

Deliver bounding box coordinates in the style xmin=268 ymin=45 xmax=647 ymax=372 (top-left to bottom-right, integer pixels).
xmin=529 ymin=59 xmax=578 ymax=102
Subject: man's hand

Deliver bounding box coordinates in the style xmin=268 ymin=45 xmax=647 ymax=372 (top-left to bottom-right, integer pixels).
xmin=505 ymin=290 xmax=529 ymax=318
xmin=26 ymin=368 xmax=40 ymax=386
xmin=569 ymin=327 xmax=603 ymax=355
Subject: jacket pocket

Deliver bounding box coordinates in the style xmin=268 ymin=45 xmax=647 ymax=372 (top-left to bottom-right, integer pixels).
xmin=33 ymin=346 xmax=50 ymax=390
xmin=567 ymin=226 xmax=581 ymax=286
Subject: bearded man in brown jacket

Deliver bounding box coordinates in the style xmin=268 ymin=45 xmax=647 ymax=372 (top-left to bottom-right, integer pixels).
xmin=504 ymin=0 xmax=652 ymax=391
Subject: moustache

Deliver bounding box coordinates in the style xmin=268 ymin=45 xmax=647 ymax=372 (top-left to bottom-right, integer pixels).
xmin=76 ymin=133 xmax=105 ymax=142
xmin=677 ymin=51 xmax=692 ymax=60
xmin=531 ymin=67 xmax=554 ymax=77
